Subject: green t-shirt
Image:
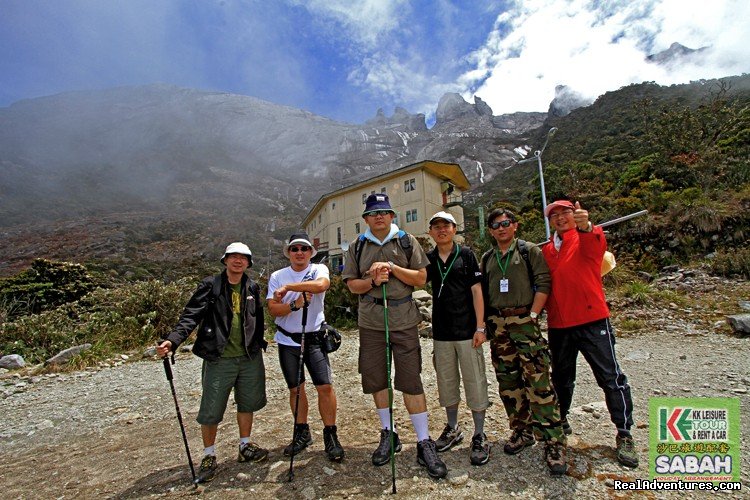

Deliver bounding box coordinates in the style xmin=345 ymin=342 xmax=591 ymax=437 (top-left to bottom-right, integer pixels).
xmin=222 ymin=283 xmax=245 ymax=358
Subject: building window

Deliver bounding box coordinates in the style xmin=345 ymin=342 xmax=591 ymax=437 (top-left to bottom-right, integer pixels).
xmin=406 ymin=209 xmax=417 ymax=222
xmin=355 ymin=222 xmax=360 ymax=233
xmin=337 ymin=227 xmax=342 ymax=245
xmin=381 ymin=187 xmax=387 ymax=193
xmin=318 ymin=214 xmax=321 ymax=223
xmin=332 ymin=202 xmax=336 ymax=210
xmin=404 ymin=178 xmax=416 ymax=192
xmin=362 ymin=193 xmax=367 ymax=204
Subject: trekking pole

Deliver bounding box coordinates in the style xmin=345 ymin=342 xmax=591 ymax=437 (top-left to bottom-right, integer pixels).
xmin=162 ymin=352 xmax=197 ymax=485
xmin=288 ymin=293 xmax=309 ymax=482
xmin=382 ymin=283 xmax=397 ymax=494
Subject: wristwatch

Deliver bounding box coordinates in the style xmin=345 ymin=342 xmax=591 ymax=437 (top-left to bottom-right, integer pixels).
xmin=476 ymin=327 xmax=486 ymax=333
xmin=290 ymin=302 xmax=300 ymax=312
xmin=371 ymin=278 xmax=377 ymax=288
xmin=529 ymin=311 xmax=539 ymax=321
xmin=387 ymin=261 xmax=394 ymax=271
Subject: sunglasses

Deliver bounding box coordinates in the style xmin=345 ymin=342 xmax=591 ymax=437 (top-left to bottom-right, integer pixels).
xmin=366 ymin=210 xmax=393 ymax=217
xmin=289 ymin=245 xmax=311 ymax=253
xmin=489 ymin=219 xmax=513 ymax=229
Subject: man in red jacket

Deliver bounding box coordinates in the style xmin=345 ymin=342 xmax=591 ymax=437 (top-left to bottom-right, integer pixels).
xmin=542 ymin=200 xmax=638 ymax=469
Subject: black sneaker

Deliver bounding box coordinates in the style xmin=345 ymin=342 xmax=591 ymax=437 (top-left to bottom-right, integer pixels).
xmin=323 ymin=425 xmax=345 ymax=462
xmin=284 ymin=423 xmax=313 ymax=456
xmin=544 ymin=442 xmax=568 ymax=477
xmin=503 ymin=428 xmax=535 ymax=455
xmin=371 ymin=429 xmax=402 ymax=466
xmin=469 ymin=432 xmax=490 ymax=466
xmin=238 ymin=442 xmax=268 ymax=463
xmin=435 ymin=423 xmax=464 ymax=452
xmin=561 ymin=418 xmax=572 ymax=436
xmin=195 ymin=454 xmax=217 ymax=483
xmin=417 ymin=438 xmax=448 ymax=479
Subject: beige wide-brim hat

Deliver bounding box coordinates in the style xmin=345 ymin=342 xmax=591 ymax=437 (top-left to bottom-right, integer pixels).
xmin=601 ymin=251 xmax=616 ymax=276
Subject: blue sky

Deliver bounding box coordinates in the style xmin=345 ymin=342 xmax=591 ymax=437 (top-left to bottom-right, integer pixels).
xmin=1 ymin=0 xmax=748 ymax=125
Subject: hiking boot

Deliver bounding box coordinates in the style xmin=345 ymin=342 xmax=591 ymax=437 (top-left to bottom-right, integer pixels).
xmin=323 ymin=425 xmax=345 ymax=462
xmin=561 ymin=418 xmax=572 ymax=436
xmin=372 ymin=429 xmax=402 ymax=466
xmin=503 ymin=428 xmax=535 ymax=455
xmin=417 ymin=438 xmax=448 ymax=479
xmin=196 ymin=454 xmax=217 ymax=483
xmin=469 ymin=432 xmax=491 ymax=466
xmin=238 ymin=442 xmax=268 ymax=463
xmin=616 ymin=434 xmax=639 ymax=468
xmin=284 ymin=423 xmax=313 ymax=456
xmin=435 ymin=423 xmax=464 ymax=452
xmin=544 ymin=442 xmax=568 ymax=477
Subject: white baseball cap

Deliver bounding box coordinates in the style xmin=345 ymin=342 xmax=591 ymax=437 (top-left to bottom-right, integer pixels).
xmin=429 ymin=211 xmax=457 ymax=226
xmin=220 ymin=242 xmax=253 ymax=266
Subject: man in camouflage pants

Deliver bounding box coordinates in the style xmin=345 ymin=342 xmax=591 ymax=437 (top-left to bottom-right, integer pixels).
xmin=480 ymin=208 xmax=567 ymax=476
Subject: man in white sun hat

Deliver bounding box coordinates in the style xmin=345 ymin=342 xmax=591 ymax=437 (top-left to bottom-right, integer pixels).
xmin=158 ymin=242 xmax=269 ymax=484
xmin=267 ymin=232 xmax=344 ymax=462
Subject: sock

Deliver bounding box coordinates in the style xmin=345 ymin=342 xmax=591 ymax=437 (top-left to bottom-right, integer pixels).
xmin=204 ymin=445 xmax=216 ymax=457
xmin=240 ymin=436 xmax=250 ymax=446
xmin=446 ymin=407 xmax=459 ymax=429
xmin=410 ymin=411 xmax=430 ymax=442
xmin=472 ymin=410 xmax=485 ymax=437
xmin=378 ymin=408 xmax=395 ymax=432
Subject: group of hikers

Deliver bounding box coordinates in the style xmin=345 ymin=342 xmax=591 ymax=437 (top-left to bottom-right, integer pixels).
xmin=156 ymin=193 xmax=639 ymax=484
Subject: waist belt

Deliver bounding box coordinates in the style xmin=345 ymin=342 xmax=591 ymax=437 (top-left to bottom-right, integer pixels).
xmin=276 ymin=324 xmax=323 ymax=344
xmin=488 ymin=305 xmax=531 ymax=318
xmin=361 ymin=294 xmax=413 ymax=307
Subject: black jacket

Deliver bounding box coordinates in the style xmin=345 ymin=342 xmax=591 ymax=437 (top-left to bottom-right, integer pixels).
xmin=165 ymin=271 xmax=267 ymax=361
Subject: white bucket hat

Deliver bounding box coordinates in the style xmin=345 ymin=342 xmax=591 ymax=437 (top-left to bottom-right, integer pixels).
xmin=220 ymin=242 xmax=253 ymax=266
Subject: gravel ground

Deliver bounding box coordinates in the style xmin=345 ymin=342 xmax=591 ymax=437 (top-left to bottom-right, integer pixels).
xmin=1 ymin=272 xmax=748 ymax=499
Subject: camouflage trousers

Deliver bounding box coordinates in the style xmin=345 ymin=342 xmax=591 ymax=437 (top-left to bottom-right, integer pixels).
xmin=487 ymin=314 xmax=566 ymax=444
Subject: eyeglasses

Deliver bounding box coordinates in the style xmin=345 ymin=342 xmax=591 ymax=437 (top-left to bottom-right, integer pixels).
xmin=489 ymin=219 xmax=513 ymax=229
xmin=289 ymin=246 xmax=311 ymax=253
xmin=549 ymin=209 xmax=574 ymax=220
xmin=366 ymin=210 xmax=393 ymax=217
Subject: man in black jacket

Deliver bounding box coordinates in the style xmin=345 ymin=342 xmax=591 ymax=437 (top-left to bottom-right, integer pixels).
xmin=157 ymin=242 xmax=269 ymax=484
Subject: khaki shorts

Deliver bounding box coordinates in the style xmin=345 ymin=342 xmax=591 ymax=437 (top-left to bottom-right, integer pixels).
xmin=358 ymin=326 xmax=424 ymax=395
xmin=432 ymin=339 xmax=490 ymax=411
xmin=197 ymin=354 xmax=267 ymax=425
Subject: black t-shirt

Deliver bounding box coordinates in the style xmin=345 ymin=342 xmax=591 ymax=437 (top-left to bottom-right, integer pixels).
xmin=426 ymin=244 xmax=483 ymax=341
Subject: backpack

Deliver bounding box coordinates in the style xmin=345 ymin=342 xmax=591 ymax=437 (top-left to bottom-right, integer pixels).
xmin=481 ymin=239 xmax=536 ymax=293
xmin=353 ymin=230 xmax=413 ymax=276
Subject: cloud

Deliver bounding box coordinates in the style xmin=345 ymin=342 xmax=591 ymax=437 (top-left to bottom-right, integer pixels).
xmin=459 ymin=0 xmax=750 ymax=114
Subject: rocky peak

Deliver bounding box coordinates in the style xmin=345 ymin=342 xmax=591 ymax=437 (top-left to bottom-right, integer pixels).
xmin=548 ymin=85 xmax=591 ymax=117
xmin=364 ymin=106 xmax=426 ymax=131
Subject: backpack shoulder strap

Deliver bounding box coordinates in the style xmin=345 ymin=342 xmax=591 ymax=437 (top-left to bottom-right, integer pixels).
xmin=397 ymin=230 xmax=413 ymax=262
xmin=209 ymin=274 xmax=222 ymax=305
xmin=354 ymin=234 xmax=367 ymax=276
xmin=516 ymin=239 xmax=536 ymax=291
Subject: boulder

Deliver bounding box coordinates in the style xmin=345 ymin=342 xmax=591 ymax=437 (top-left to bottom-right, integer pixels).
xmin=726 ymin=314 xmax=750 ymax=336
xmin=45 ymin=344 xmax=93 ymax=365
xmin=0 ymin=354 xmax=26 ymax=369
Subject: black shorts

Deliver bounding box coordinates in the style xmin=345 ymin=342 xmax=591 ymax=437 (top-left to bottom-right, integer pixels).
xmin=278 ymin=342 xmax=333 ymax=388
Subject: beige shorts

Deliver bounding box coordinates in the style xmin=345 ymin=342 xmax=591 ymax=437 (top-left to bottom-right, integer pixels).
xmin=358 ymin=325 xmax=424 ymax=395
xmin=432 ymin=339 xmax=490 ymax=411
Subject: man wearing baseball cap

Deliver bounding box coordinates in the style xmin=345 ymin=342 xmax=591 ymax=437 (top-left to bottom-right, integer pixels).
xmin=426 ymin=211 xmax=491 ymax=466
xmin=267 ymin=232 xmax=345 ymax=463
xmin=158 ymin=242 xmax=269 ymax=483
xmin=542 ymin=200 xmax=638 ymax=468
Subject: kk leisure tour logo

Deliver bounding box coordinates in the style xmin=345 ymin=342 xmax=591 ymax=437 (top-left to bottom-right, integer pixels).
xmin=649 ymin=397 xmax=741 ymax=482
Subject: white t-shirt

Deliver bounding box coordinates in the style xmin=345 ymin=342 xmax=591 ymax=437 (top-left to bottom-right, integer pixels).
xmin=266 ymin=263 xmax=329 ymax=347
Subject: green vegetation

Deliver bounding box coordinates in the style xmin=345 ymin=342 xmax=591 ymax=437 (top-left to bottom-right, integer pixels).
xmin=471 ymin=76 xmax=750 ymax=273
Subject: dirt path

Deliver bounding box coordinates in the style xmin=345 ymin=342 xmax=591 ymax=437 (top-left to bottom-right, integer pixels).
xmin=1 ymin=276 xmax=749 ymax=499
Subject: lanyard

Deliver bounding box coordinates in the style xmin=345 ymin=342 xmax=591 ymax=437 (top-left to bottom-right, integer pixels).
xmin=494 ymin=248 xmax=513 ymax=277
xmin=437 ymin=244 xmax=459 ymax=298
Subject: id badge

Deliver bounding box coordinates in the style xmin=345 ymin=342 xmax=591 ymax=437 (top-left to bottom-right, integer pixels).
xmin=500 ymin=278 xmax=509 ymax=293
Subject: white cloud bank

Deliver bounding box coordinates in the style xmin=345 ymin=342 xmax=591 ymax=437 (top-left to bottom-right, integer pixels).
xmin=460 ymin=0 xmax=750 ymax=113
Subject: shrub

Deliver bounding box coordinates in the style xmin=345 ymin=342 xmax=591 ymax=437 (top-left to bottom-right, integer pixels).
xmin=710 ymin=246 xmax=750 ymax=279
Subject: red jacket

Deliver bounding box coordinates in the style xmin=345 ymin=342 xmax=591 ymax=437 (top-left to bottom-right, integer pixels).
xmin=542 ymin=225 xmax=610 ymax=328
